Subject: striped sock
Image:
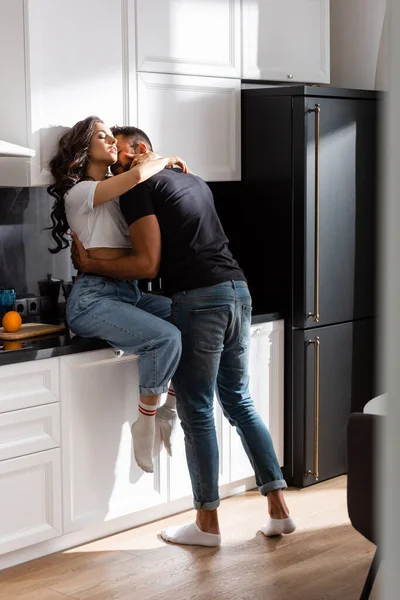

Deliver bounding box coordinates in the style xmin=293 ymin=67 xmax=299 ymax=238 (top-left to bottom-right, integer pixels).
xmin=156 ymin=386 xmax=178 ymax=456
xmin=131 ymin=400 xmax=157 ymax=473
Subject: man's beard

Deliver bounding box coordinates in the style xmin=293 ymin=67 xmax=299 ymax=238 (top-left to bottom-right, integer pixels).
xmin=111 ymin=161 xmax=130 ymax=175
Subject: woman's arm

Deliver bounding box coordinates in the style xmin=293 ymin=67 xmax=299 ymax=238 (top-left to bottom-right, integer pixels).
xmin=93 ymin=155 xmax=187 ymax=207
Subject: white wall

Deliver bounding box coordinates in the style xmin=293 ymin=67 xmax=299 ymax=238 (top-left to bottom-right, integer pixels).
xmin=330 ymin=0 xmax=388 ymax=90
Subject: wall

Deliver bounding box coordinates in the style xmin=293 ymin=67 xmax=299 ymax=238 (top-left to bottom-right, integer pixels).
xmin=330 ymin=0 xmax=388 ymax=91
xmin=0 ymin=187 xmax=75 ymax=297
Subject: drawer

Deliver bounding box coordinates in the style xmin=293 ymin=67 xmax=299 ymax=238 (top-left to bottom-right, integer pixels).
xmin=0 ymin=403 xmax=60 ymax=461
xmin=0 ymin=358 xmax=59 ymax=413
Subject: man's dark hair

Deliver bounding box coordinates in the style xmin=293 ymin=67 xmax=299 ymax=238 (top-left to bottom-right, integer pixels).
xmin=111 ymin=126 xmax=153 ymax=151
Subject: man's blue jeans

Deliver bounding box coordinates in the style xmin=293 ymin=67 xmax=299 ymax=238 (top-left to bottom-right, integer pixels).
xmin=171 ymin=280 xmax=287 ymax=510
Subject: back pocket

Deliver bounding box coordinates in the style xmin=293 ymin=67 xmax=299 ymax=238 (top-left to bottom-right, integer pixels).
xmin=190 ymin=305 xmax=231 ymax=352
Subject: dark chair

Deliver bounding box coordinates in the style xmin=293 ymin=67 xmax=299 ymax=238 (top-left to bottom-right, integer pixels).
xmin=347 ymin=412 xmax=382 ymax=600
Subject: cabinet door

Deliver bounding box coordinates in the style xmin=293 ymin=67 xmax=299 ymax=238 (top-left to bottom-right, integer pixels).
xmin=137 ymin=72 xmax=241 ymax=181
xmin=136 ymin=0 xmax=241 ymax=78
xmin=230 ymin=320 xmax=285 ymax=482
xmin=0 ymin=449 xmax=62 ymax=555
xmin=0 ymin=0 xmax=30 ymax=185
xmin=293 ymin=319 xmax=375 ymax=487
xmin=242 ymin=0 xmax=330 ymax=83
xmin=25 ymin=0 xmax=130 ymax=184
xmin=60 ymin=350 xmax=168 ymax=534
xmin=293 ymin=96 xmax=377 ymax=328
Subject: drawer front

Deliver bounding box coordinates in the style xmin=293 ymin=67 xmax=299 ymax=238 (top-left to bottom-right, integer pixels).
xmin=0 ymin=403 xmax=60 ymax=462
xmin=0 ymin=358 xmax=59 ymax=413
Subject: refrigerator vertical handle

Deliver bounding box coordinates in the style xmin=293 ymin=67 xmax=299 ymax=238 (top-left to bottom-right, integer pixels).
xmin=306 ymin=336 xmax=320 ymax=481
xmin=307 ymin=104 xmax=321 ymax=324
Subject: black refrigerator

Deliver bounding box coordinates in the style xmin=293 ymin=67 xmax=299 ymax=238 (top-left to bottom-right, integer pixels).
xmin=212 ymin=85 xmax=380 ymax=488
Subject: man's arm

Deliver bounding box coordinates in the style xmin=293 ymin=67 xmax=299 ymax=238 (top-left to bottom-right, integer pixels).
xmin=71 ymin=215 xmax=161 ymax=279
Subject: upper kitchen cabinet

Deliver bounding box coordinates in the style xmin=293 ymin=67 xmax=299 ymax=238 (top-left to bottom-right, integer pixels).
xmin=0 ymin=0 xmax=132 ymax=186
xmin=0 ymin=0 xmax=31 ymax=186
xmin=136 ymin=0 xmax=241 ymax=78
xmin=138 ymin=72 xmax=241 ymax=181
xmin=25 ymin=0 xmax=130 ymax=184
xmin=242 ymin=0 xmax=330 ymax=84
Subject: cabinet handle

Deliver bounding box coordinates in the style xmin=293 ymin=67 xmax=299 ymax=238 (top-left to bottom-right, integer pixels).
xmin=306 ymin=336 xmax=320 ymax=481
xmin=307 ymin=104 xmax=321 ymax=324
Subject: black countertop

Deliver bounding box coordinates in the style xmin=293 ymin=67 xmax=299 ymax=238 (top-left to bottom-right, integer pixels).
xmin=0 ymin=312 xmax=284 ymax=367
xmin=241 ymin=83 xmax=383 ymax=101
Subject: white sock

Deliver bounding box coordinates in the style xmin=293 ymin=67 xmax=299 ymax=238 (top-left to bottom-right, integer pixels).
xmin=155 ymin=386 xmax=178 ymax=456
xmin=261 ymin=516 xmax=296 ymax=537
xmin=131 ymin=400 xmax=156 ymax=473
xmin=161 ymin=522 xmax=221 ymax=547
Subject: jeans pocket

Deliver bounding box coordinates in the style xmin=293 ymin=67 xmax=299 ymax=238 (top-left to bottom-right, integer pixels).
xmin=190 ymin=305 xmax=231 ymax=352
xmin=238 ymin=304 xmax=252 ymax=350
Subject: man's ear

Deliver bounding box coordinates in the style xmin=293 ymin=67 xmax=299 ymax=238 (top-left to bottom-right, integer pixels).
xmin=135 ymin=142 xmax=148 ymax=154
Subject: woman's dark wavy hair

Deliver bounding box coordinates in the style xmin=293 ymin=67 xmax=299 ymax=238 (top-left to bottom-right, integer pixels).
xmin=47 ymin=115 xmax=103 ymax=253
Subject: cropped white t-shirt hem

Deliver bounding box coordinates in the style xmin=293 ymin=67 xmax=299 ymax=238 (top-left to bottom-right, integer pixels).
xmin=65 ymin=180 xmax=131 ymax=250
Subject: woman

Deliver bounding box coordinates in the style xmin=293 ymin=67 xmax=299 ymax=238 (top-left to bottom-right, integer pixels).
xmin=48 ymin=115 xmax=184 ymax=474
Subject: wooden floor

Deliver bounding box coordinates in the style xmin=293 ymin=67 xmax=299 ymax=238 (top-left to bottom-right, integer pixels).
xmin=0 ymin=476 xmax=379 ymax=600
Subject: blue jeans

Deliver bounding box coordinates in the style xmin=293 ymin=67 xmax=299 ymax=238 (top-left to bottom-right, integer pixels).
xmin=171 ymin=280 xmax=286 ymax=510
xmin=66 ymin=275 xmax=181 ymax=395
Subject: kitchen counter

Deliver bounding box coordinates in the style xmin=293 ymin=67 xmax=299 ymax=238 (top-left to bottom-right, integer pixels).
xmin=0 ymin=312 xmax=284 ymax=367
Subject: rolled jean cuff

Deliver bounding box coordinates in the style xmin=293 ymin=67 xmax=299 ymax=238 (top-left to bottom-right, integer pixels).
xmin=140 ymin=384 xmax=168 ymax=396
xmin=193 ymin=498 xmax=220 ymax=511
xmin=259 ymin=479 xmax=288 ymax=496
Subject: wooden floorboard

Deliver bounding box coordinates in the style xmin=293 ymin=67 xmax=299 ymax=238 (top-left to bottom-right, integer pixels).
xmin=0 ymin=476 xmax=378 ymax=600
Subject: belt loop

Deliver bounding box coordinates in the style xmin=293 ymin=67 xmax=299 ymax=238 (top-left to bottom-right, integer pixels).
xmin=232 ymin=280 xmax=236 ymax=290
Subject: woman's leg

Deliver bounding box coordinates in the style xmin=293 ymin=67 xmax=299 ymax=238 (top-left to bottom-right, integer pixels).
xmin=135 ymin=290 xmax=178 ymax=455
xmin=66 ymin=276 xmax=181 ymax=472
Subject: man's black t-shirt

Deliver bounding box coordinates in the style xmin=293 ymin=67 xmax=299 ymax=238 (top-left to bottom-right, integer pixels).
xmin=119 ymin=168 xmax=246 ymax=296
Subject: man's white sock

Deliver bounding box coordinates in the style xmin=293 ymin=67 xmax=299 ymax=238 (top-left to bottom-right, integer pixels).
xmin=131 ymin=400 xmax=156 ymax=473
xmin=261 ymin=516 xmax=296 ymax=537
xmin=161 ymin=522 xmax=221 ymax=547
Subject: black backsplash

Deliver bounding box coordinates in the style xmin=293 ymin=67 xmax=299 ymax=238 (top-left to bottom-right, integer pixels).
xmin=0 ymin=182 xmax=284 ymax=315
xmin=0 ymin=187 xmax=76 ymax=298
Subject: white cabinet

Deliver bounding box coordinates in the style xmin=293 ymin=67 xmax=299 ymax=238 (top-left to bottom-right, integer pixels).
xmin=25 ymin=0 xmax=129 ymax=184
xmin=137 ymin=72 xmax=241 ymax=181
xmin=136 ymin=0 xmax=241 ymax=78
xmin=0 ymin=0 xmax=30 ymax=186
xmin=242 ymin=0 xmax=330 ymax=84
xmin=230 ymin=319 xmax=285 ymax=481
xmin=0 ymin=449 xmax=62 ymax=554
xmin=60 ymin=349 xmax=168 ymax=534
xmin=0 ymin=403 xmax=60 ymax=462
xmin=0 ymin=0 xmax=132 ymax=186
xmin=0 ymin=358 xmax=59 ymax=414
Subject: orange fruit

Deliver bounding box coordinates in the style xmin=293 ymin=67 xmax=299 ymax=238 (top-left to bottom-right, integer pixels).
xmin=2 ymin=311 xmax=22 ymax=333
xmin=2 ymin=340 xmax=22 ymax=351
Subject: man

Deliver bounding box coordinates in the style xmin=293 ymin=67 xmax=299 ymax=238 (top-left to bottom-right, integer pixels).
xmin=71 ymin=126 xmax=295 ymax=547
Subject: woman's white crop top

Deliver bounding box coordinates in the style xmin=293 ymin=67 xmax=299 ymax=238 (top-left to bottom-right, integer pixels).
xmin=65 ymin=181 xmax=131 ymax=249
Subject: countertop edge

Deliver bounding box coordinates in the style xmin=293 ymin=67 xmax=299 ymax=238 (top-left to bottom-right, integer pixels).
xmin=0 ymin=313 xmax=284 ymax=367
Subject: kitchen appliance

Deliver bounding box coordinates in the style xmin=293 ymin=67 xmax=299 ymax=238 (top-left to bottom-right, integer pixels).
xmin=214 ymin=84 xmax=379 ymax=488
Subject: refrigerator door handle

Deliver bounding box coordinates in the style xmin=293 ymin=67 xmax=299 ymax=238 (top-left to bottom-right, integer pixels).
xmin=306 ymin=336 xmax=320 ymax=481
xmin=307 ymin=104 xmax=321 ymax=324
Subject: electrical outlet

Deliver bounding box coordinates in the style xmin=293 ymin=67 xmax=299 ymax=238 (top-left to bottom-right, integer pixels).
xmin=27 ymin=297 xmax=40 ymax=315
xmin=15 ymin=299 xmax=27 ymax=316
